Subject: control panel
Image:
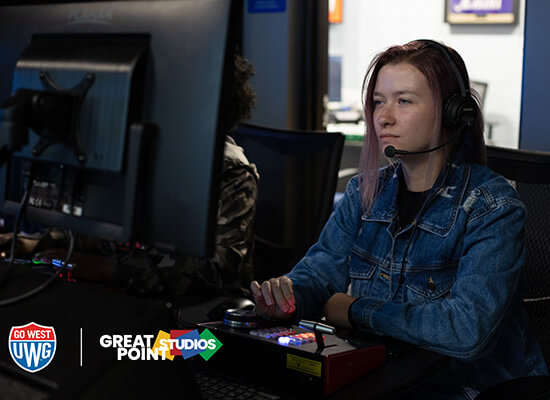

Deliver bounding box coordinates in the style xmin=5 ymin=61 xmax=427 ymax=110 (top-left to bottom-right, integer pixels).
xmin=198 ymin=310 xmax=386 ymax=395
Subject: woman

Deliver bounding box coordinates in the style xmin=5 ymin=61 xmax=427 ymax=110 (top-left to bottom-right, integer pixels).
xmin=250 ymin=40 xmax=547 ymax=398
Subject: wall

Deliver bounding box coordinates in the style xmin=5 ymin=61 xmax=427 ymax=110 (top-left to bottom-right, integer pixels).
xmin=242 ymin=3 xmax=291 ymax=128
xmin=242 ymin=0 xmax=329 ymax=130
xmin=519 ymin=0 xmax=550 ymax=151
xmin=329 ymin=0 xmax=525 ymax=149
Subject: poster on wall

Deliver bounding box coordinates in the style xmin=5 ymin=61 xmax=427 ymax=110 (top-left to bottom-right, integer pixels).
xmin=329 ymin=0 xmax=343 ymax=23
xmin=445 ymin=0 xmax=519 ymax=25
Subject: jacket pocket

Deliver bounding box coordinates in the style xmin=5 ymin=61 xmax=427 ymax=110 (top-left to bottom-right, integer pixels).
xmin=349 ymin=249 xmax=381 ymax=298
xmin=405 ymin=266 xmax=456 ymax=305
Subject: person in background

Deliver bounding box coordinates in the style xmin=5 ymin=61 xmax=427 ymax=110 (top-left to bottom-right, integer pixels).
xmin=30 ymin=53 xmax=259 ymax=299
xmin=250 ymin=40 xmax=548 ymax=399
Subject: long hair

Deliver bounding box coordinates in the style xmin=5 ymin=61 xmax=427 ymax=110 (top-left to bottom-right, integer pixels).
xmin=228 ymin=53 xmax=256 ymax=132
xmin=359 ymin=40 xmax=486 ymax=212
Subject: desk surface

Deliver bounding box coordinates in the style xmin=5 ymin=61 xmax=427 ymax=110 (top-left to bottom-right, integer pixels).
xmin=330 ymin=345 xmax=448 ymax=399
xmin=0 ymin=264 xmax=200 ymax=399
xmin=176 ymin=298 xmax=449 ymax=400
xmin=0 ymin=266 xmax=447 ymax=399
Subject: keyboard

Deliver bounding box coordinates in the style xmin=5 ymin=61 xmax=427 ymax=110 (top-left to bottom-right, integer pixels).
xmin=193 ymin=365 xmax=283 ymax=400
xmin=0 ymin=370 xmax=50 ymax=400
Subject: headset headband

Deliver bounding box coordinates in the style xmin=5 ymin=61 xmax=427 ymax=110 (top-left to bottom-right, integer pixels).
xmin=414 ymin=39 xmax=468 ymax=97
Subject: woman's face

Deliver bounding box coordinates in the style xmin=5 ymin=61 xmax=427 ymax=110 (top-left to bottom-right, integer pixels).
xmin=372 ymin=62 xmax=438 ymax=156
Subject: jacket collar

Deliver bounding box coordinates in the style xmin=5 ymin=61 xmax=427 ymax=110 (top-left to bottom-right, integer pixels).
xmin=363 ymin=152 xmax=471 ymax=237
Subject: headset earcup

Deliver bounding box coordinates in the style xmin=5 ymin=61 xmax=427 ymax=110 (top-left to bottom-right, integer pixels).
xmin=443 ymin=94 xmax=477 ymax=131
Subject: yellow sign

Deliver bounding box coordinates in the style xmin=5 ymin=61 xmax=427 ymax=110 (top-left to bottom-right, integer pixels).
xmin=286 ymin=354 xmax=322 ymax=377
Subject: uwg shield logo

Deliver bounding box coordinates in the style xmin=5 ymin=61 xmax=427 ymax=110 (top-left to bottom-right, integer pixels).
xmin=9 ymin=323 xmax=56 ymax=373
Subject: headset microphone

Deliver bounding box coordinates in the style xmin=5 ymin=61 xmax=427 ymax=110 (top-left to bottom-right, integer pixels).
xmin=384 ymin=146 xmax=404 ymax=158
xmin=384 ymin=140 xmax=449 ymax=158
xmin=384 ymin=123 xmax=469 ymax=158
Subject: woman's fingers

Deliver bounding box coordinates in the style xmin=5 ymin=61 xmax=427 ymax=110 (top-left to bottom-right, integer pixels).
xmin=260 ymin=279 xmax=274 ymax=305
xmin=280 ymin=276 xmax=295 ymax=311
xmin=250 ymin=277 xmax=295 ymax=316
xmin=250 ymin=280 xmax=268 ymax=308
xmin=270 ymin=277 xmax=294 ymax=313
xmin=250 ymin=280 xmax=262 ymax=298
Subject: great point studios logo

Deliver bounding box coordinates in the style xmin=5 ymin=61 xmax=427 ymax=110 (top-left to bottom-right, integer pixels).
xmin=99 ymin=329 xmax=223 ymax=361
xmin=9 ymin=322 xmax=57 ymax=373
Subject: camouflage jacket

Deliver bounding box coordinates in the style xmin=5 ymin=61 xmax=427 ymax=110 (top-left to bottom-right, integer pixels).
xmin=112 ymin=136 xmax=259 ymax=297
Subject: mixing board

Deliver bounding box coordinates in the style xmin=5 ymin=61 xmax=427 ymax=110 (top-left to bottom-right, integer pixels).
xmin=198 ymin=310 xmax=386 ymax=395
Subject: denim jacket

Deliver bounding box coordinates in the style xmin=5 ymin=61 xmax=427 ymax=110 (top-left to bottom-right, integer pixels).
xmin=287 ymin=154 xmax=548 ymax=397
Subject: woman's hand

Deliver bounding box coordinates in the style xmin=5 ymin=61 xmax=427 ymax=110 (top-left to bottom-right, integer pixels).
xmin=250 ymin=276 xmax=296 ymax=319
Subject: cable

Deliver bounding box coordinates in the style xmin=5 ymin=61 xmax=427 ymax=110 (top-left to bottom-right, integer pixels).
xmin=0 ymin=230 xmax=74 ymax=307
xmin=0 ymin=189 xmax=30 ymax=289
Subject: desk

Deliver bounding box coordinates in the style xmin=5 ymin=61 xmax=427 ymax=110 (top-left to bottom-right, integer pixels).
xmin=0 ymin=267 xmax=447 ymax=399
xmin=176 ymin=298 xmax=449 ymax=400
xmin=0 ymin=264 xmax=200 ymax=399
xmin=329 ymin=345 xmax=448 ymax=399
xmin=327 ymin=122 xmax=365 ymax=143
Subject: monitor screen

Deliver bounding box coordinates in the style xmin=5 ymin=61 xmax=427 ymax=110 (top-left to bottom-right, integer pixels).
xmin=0 ymin=0 xmax=240 ymax=257
xmin=328 ymin=55 xmax=342 ymax=103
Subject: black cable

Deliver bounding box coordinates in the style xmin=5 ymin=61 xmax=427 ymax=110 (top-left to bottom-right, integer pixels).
xmin=0 ymin=230 xmax=75 ymax=307
xmin=0 ymin=189 xmax=30 ymax=289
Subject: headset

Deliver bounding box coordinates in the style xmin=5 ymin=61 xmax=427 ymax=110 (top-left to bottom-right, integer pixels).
xmin=384 ymin=39 xmax=478 ymax=158
xmin=418 ymin=39 xmax=477 ymax=130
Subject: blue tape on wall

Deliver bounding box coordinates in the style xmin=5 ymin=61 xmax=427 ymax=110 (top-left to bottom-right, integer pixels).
xmin=248 ymin=0 xmax=286 ymax=13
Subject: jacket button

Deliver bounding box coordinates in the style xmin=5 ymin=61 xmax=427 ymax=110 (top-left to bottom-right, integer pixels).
xmin=427 ymin=277 xmax=436 ymax=292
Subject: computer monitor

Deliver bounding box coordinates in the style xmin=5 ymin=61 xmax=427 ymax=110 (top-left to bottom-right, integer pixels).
xmin=0 ymin=0 xmax=241 ymax=258
xmin=470 ymin=80 xmax=488 ymax=110
xmin=328 ymin=55 xmax=342 ymax=102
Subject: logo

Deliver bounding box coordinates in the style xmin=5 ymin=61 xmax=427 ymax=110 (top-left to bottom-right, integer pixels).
xmin=169 ymin=329 xmax=223 ymax=361
xmin=9 ymin=322 xmax=56 ymax=373
xmin=99 ymin=329 xmax=222 ymax=361
xmin=67 ymin=9 xmax=114 ymax=26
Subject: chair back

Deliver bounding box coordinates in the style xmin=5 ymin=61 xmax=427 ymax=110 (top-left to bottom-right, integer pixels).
xmin=232 ymin=123 xmax=344 ymax=281
xmin=486 ymin=145 xmax=550 ymax=367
